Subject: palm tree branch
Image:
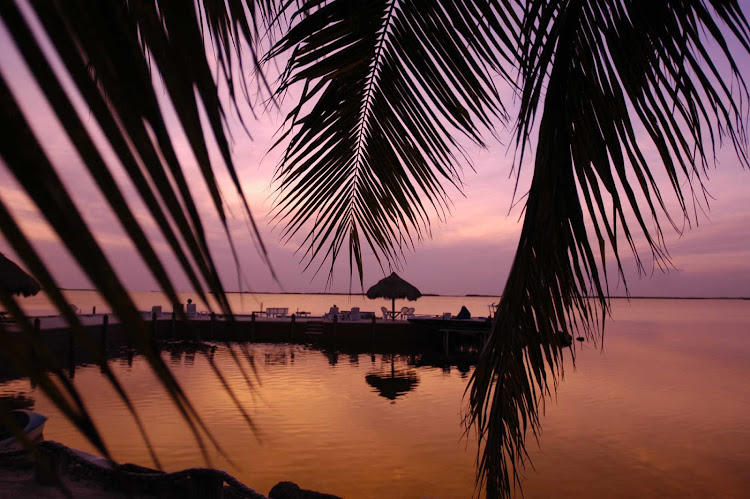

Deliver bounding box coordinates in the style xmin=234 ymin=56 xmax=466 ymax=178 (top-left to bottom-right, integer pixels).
xmin=267 ymin=0 xmax=515 ymax=285
xmin=469 ymin=1 xmax=750 ymax=497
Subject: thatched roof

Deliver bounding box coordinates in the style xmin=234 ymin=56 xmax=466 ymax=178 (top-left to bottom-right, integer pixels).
xmin=366 ymin=272 xmax=422 ymax=301
xmin=0 ymin=253 xmax=41 ymax=297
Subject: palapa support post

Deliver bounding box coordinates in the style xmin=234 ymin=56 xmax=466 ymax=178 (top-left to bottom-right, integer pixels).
xmin=92 ymin=305 xmax=96 ymax=315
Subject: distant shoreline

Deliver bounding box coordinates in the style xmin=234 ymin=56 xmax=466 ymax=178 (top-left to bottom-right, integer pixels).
xmin=56 ymin=288 xmax=749 ymax=300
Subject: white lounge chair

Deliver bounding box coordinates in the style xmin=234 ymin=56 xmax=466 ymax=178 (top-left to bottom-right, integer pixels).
xmin=403 ymin=307 xmax=415 ymax=319
xmin=349 ymin=307 xmax=361 ymax=321
xmin=400 ymin=307 xmax=409 ymax=319
xmin=381 ymin=307 xmax=389 ymax=319
xmin=266 ymin=307 xmax=289 ymax=318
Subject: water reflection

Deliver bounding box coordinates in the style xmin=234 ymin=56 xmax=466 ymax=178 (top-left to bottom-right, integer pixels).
xmin=2 ymin=300 xmax=747 ymax=498
xmin=264 ymin=351 xmax=288 ymax=366
xmin=365 ymin=354 xmax=420 ymax=402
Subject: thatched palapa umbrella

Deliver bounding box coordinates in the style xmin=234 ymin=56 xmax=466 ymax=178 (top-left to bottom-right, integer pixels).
xmin=366 ymin=272 xmax=421 ymax=320
xmin=0 ymin=253 xmax=41 ymax=297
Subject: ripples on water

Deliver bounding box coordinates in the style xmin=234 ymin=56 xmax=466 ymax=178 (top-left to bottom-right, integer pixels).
xmin=1 ymin=299 xmax=749 ymax=498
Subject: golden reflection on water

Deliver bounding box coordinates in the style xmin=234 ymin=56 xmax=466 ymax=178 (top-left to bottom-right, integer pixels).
xmin=1 ymin=299 xmax=749 ymax=498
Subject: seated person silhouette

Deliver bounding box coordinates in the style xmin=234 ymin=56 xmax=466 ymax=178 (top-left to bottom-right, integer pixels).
xmin=186 ymin=298 xmax=197 ymax=318
xmin=456 ymin=306 xmax=471 ymax=320
xmin=327 ymin=304 xmax=339 ymax=320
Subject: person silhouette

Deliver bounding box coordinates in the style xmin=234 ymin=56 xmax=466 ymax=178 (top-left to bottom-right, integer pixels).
xmin=186 ymin=298 xmax=197 ymax=317
xmin=328 ymin=304 xmax=339 ymax=320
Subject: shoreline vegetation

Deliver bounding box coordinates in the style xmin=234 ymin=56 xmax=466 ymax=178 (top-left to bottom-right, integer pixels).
xmin=56 ymin=289 xmax=749 ymax=300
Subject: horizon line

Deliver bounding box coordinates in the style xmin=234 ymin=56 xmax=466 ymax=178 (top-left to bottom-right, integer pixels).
xmin=55 ymin=288 xmax=750 ymax=300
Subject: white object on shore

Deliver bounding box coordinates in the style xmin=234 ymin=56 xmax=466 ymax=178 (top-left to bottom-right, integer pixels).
xmin=0 ymin=409 xmax=48 ymax=447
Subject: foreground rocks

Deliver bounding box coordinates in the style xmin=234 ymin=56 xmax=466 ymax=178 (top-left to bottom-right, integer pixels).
xmin=1 ymin=441 xmax=340 ymax=499
xmin=269 ymin=481 xmax=342 ymax=499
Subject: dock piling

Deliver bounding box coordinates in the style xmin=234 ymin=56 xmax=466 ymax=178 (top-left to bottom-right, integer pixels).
xmin=171 ymin=310 xmax=176 ymax=339
xmin=67 ymin=323 xmax=75 ymax=378
xmin=31 ymin=318 xmax=40 ymax=365
xmin=100 ymin=314 xmax=108 ymax=355
xmin=99 ymin=314 xmax=109 ymax=373
xmin=251 ymin=313 xmax=256 ymax=341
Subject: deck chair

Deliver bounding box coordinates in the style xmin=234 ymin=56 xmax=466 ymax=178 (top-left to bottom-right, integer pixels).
xmin=349 ymin=307 xmax=361 ymax=321
xmin=400 ymin=307 xmax=409 ymax=319
xmin=403 ymin=307 xmax=415 ymax=318
xmin=381 ymin=306 xmax=389 ymax=319
xmin=186 ymin=303 xmax=197 ymax=318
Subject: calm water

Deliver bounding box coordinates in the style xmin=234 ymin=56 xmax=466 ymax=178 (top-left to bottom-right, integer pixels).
xmin=1 ymin=298 xmax=749 ymax=498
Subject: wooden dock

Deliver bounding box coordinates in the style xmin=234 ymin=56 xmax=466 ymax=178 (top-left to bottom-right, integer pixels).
xmin=1 ymin=312 xmax=482 ymax=382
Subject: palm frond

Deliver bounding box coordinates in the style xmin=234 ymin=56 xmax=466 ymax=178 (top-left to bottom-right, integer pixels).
xmin=267 ymin=0 xmax=517 ymax=287
xmin=3 ymin=1 xmax=749 ymax=497
xmin=469 ymin=1 xmax=750 ymax=497
xmin=1 ymin=0 xmax=270 ymax=466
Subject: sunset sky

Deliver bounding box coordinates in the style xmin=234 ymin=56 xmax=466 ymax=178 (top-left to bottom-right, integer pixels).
xmin=1 ymin=6 xmax=749 ymax=298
